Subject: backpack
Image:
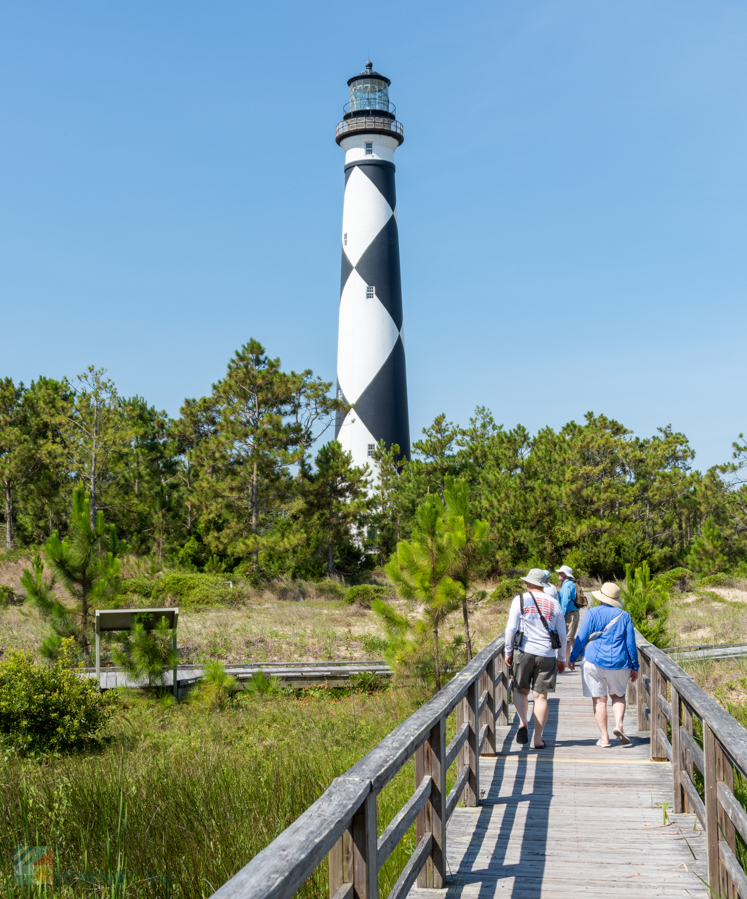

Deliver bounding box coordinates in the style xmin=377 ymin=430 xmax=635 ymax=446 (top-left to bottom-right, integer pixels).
xmin=575 ymin=583 xmax=588 ymax=608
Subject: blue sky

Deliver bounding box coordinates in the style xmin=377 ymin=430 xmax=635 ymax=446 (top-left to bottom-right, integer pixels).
xmin=1 ymin=1 xmax=745 ymax=471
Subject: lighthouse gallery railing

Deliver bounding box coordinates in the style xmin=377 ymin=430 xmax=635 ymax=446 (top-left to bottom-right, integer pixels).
xmin=336 ymin=118 xmax=404 ymax=140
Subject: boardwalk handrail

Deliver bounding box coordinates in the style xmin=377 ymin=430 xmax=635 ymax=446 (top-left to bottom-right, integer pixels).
xmin=210 ymin=635 xmax=509 ymax=899
xmin=636 ymin=632 xmax=747 ymax=898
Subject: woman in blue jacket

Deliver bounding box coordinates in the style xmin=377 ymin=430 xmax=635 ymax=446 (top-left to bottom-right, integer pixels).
xmin=568 ymin=582 xmax=639 ymax=747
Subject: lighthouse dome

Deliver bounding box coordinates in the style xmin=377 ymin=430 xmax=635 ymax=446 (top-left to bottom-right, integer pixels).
xmin=346 ymin=60 xmax=392 ymax=115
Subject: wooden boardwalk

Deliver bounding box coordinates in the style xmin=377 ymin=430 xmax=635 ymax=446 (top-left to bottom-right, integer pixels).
xmin=412 ymin=667 xmax=708 ymax=898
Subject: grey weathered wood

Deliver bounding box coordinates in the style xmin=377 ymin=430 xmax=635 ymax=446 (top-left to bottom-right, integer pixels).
xmin=717 ymin=781 xmax=747 ymax=854
xmin=671 ymin=685 xmax=683 ymax=814
xmin=485 ymin=655 xmax=497 ymax=755
xmin=497 ymin=652 xmax=509 ymax=726
xmin=704 ymin=722 xmax=720 ymax=894
xmin=680 ymin=770 xmax=706 ymax=828
xmin=377 ymin=775 xmax=431 ymax=868
xmin=463 ymin=679 xmax=479 ymax=807
xmin=210 ymin=775 xmax=368 ymax=899
xmin=478 ymin=723 xmax=489 ymax=755
xmin=343 ymin=638 xmax=501 ymax=795
xmin=385 ymin=832 xmax=432 ymax=899
xmin=329 ymin=827 xmax=353 ymax=899
xmin=445 ymin=722 xmax=468 ymax=771
xmin=680 ymin=725 xmax=704 ymax=774
xmin=353 ymin=791 xmax=378 ymax=899
xmin=421 ymin=718 xmax=445 ymax=888
xmin=477 ymin=687 xmax=488 ymax=720
xmin=331 ymin=884 xmax=353 ymax=899
xmin=719 ymin=841 xmax=747 ymax=899
xmin=639 ymin=638 xmax=747 ymax=777
xmin=656 ymin=692 xmax=671 ymax=723
xmin=636 ymin=648 xmax=645 ymax=730
xmin=656 ymin=727 xmax=672 ymax=761
xmin=445 ymin=764 xmax=470 ymax=822
xmin=716 ymin=745 xmax=738 ymax=899
xmin=682 ymin=700 xmax=695 ymax=814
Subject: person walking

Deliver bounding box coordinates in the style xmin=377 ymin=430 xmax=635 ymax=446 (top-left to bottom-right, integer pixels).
xmin=556 ymin=565 xmax=580 ymax=666
xmin=505 ymin=569 xmax=567 ymax=749
xmin=568 ymin=582 xmax=639 ymax=747
xmin=542 ymin=570 xmax=559 ymax=600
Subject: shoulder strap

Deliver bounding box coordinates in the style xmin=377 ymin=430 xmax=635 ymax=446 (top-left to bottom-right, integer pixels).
xmin=529 ymin=592 xmax=552 ymax=634
xmin=587 ymin=611 xmax=625 ymax=643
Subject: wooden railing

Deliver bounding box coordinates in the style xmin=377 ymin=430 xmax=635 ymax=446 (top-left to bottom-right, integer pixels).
xmin=637 ymin=634 xmax=747 ymax=898
xmin=211 ymin=636 xmax=509 ymax=899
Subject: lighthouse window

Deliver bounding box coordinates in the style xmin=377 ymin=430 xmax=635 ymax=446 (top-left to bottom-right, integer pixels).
xmin=343 ymin=233 xmax=347 ymax=245
xmin=365 ymin=142 xmax=373 ymax=155
xmin=367 ymin=444 xmax=375 ymax=457
xmin=366 ymin=286 xmax=374 ymax=299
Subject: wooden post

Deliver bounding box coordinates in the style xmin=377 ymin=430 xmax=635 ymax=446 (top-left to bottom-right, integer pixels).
xmin=497 ymin=651 xmax=509 ymax=727
xmin=484 ymin=656 xmax=497 ymax=756
xmin=716 ymin=743 xmax=738 ymax=899
xmin=682 ymin=701 xmax=694 ymax=814
xmin=172 ymin=631 xmax=178 ymax=699
xmin=352 ymin=791 xmax=378 ymax=899
xmin=416 ymin=719 xmax=446 ymax=888
xmin=649 ymin=661 xmax=661 ymax=761
xmin=704 ymin=723 xmax=720 ymax=895
xmin=670 ymin=684 xmax=683 ymax=814
xmin=637 ymin=652 xmax=649 ymax=732
xmin=329 ymin=827 xmax=354 ymax=899
xmin=463 ymin=680 xmax=480 ymax=806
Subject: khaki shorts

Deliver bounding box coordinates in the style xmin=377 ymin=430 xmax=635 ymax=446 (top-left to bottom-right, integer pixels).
xmin=581 ymin=661 xmax=631 ymax=698
xmin=512 ymin=649 xmax=558 ymax=694
xmin=565 ymin=610 xmax=580 ymax=649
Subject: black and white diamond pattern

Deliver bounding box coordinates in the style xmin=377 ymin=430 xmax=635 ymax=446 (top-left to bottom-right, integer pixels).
xmin=336 ymin=161 xmax=410 ymax=465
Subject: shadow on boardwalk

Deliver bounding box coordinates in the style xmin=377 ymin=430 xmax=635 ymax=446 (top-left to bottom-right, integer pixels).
xmin=411 ymin=671 xmax=708 ymax=899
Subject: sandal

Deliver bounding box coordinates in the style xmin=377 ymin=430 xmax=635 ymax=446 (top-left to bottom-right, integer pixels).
xmin=532 ymin=741 xmax=547 ymax=750
xmin=613 ymin=728 xmax=631 ymax=746
xmin=596 ymin=739 xmax=611 ymax=748
xmin=516 ymin=725 xmax=529 ymax=745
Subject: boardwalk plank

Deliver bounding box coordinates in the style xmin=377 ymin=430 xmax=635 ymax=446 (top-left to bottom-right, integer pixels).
xmin=410 ymin=668 xmax=708 ymax=898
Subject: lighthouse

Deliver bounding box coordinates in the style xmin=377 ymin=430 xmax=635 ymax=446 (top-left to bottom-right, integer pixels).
xmin=334 ymin=61 xmax=410 ymax=471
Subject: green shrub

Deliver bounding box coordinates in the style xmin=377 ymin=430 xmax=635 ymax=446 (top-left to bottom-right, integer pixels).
xmin=652 ymin=566 xmax=695 ymax=593
xmin=0 ymin=647 xmax=112 ymax=754
xmin=112 ymin=614 xmax=178 ymax=690
xmin=119 ymin=573 xmax=239 ymax=608
xmin=317 ymin=580 xmax=348 ymax=600
xmin=345 ymin=584 xmax=392 ymax=608
xmin=699 ymin=573 xmax=735 ymax=588
xmin=490 ymin=577 xmax=524 ymax=604
xmin=0 ymin=584 xmax=18 ymax=607
xmin=622 ymin=562 xmax=669 ymax=647
xmin=190 ymin=659 xmax=239 ymax=710
xmin=361 ymin=634 xmax=388 ymax=654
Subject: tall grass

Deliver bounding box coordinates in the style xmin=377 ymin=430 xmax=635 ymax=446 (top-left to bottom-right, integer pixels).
xmin=0 ymin=687 xmax=427 ymax=899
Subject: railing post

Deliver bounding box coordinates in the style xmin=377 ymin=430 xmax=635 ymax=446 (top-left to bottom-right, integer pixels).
xmin=681 ymin=701 xmax=694 ymax=814
xmin=716 ymin=742 xmax=738 ymax=899
xmin=463 ymin=679 xmax=480 ymax=807
xmin=637 ymin=650 xmax=647 ymax=732
xmin=484 ymin=656 xmax=497 ymax=756
xmin=352 ymin=791 xmax=378 ymax=899
xmin=497 ymin=650 xmax=509 ymax=726
xmin=415 ymin=719 xmax=446 ymax=888
xmin=649 ymin=661 xmax=667 ymax=761
xmin=329 ymin=826 xmax=354 ymax=899
xmin=670 ymin=684 xmax=684 ymax=814
xmin=704 ymin=723 xmax=720 ymax=895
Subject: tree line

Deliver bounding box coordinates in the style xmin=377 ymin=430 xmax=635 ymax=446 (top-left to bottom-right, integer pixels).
xmin=2 ymin=338 xmax=747 ymax=580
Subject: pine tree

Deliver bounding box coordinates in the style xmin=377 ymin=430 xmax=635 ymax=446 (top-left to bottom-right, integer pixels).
xmin=687 ymin=516 xmax=727 ymax=575
xmin=384 ymin=500 xmax=464 ymax=691
xmin=304 ymin=441 xmax=369 ymax=575
xmin=621 ymin=562 xmax=669 ymax=648
xmin=113 ymin=614 xmax=178 ymax=691
xmin=442 ymin=478 xmax=490 ymax=661
xmin=23 ymin=486 xmax=124 ymax=656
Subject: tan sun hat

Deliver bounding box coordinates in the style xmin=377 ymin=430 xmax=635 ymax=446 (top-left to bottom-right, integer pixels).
xmin=592 ymin=582 xmax=623 ymax=608
xmin=520 ymin=568 xmax=548 ymax=589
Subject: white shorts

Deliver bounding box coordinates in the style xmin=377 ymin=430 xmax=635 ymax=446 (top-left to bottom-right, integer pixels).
xmin=581 ymin=661 xmax=631 ymax=698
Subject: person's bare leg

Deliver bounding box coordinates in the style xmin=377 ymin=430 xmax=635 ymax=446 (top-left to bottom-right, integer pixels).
xmin=513 ymin=688 xmax=530 ymax=727
xmin=593 ymin=696 xmax=610 ymax=744
xmin=610 ymin=693 xmax=626 ymax=733
xmin=532 ymin=691 xmax=549 ymax=745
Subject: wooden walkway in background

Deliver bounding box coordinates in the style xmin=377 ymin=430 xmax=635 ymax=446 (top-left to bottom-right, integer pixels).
xmin=411 ymin=668 xmax=708 ymax=898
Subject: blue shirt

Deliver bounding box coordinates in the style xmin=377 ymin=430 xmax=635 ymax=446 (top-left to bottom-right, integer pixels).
xmin=570 ymin=604 xmax=639 ymax=671
xmin=558 ymin=578 xmax=577 ymax=615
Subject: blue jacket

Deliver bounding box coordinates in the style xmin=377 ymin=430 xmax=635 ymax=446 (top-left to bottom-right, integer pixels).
xmin=558 ymin=579 xmax=577 ymax=615
xmin=570 ymin=604 xmax=639 ymax=671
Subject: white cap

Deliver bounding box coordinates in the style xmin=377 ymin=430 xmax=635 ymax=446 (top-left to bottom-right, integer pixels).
xmin=555 ymin=565 xmax=574 ymax=579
